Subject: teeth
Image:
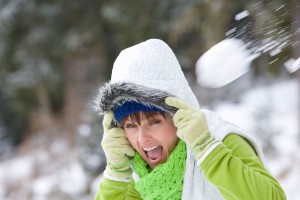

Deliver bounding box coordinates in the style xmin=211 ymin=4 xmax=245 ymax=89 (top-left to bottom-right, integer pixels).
xmin=143 ymin=146 xmax=159 ymax=152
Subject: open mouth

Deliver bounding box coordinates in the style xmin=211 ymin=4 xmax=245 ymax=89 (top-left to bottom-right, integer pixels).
xmin=143 ymin=145 xmax=163 ymax=163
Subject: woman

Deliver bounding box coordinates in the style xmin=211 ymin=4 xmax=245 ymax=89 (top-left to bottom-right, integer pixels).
xmin=94 ymin=39 xmax=286 ymax=199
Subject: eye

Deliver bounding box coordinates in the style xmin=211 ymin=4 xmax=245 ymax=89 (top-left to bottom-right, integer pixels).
xmin=150 ymin=119 xmax=161 ymax=125
xmin=125 ymin=123 xmax=136 ymax=129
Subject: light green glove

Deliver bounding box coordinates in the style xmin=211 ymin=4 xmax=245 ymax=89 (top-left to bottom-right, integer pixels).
xmin=101 ymin=111 xmax=135 ymax=180
xmin=165 ymin=97 xmax=218 ymax=161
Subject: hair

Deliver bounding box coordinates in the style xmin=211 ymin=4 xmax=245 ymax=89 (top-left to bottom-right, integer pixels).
xmin=120 ymin=111 xmax=167 ymax=127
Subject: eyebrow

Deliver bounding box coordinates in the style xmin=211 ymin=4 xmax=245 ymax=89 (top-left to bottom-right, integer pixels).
xmin=125 ymin=120 xmax=134 ymax=123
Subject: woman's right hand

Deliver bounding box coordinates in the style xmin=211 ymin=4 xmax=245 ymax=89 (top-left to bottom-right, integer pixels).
xmin=101 ymin=111 xmax=135 ymax=180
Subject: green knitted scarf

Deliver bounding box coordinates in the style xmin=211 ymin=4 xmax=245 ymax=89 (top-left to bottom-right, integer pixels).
xmin=133 ymin=140 xmax=186 ymax=200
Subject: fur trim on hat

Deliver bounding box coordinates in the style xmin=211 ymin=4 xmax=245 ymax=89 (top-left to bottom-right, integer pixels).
xmin=94 ymin=81 xmax=177 ymax=122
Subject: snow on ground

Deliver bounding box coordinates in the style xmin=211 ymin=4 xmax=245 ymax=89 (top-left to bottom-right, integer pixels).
xmin=0 ymin=139 xmax=93 ymax=200
xmin=214 ymin=79 xmax=299 ymax=200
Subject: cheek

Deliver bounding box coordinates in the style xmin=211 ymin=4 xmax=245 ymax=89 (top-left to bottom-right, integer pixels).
xmin=161 ymin=126 xmax=178 ymax=148
xmin=125 ymin=132 xmax=138 ymax=149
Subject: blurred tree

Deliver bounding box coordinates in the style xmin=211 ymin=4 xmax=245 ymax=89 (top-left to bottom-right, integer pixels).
xmin=0 ymin=0 xmax=202 ymax=149
xmin=0 ymin=0 xmax=109 ymax=147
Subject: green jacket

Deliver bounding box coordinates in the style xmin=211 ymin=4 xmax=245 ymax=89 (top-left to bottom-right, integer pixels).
xmin=94 ymin=134 xmax=286 ymax=200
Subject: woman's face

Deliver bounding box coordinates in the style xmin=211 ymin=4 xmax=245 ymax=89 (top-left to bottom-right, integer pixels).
xmin=122 ymin=112 xmax=179 ymax=169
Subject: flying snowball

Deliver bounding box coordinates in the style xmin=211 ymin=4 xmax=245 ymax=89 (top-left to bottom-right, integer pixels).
xmin=196 ymin=38 xmax=254 ymax=88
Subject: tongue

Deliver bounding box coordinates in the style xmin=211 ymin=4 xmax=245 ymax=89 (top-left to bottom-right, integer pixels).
xmin=146 ymin=146 xmax=163 ymax=160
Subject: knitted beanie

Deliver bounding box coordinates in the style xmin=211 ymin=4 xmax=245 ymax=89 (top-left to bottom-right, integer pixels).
xmin=114 ymin=101 xmax=164 ymax=122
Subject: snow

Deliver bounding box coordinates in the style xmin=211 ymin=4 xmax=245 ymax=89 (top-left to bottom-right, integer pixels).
xmin=275 ymin=5 xmax=285 ymax=11
xmin=91 ymin=174 xmax=103 ymax=196
xmin=32 ymin=175 xmax=57 ymax=197
xmin=235 ymin=10 xmax=250 ymax=21
xmin=49 ymin=138 xmax=69 ymax=155
xmin=270 ymin=48 xmax=282 ymax=57
xmin=58 ymin=162 xmax=88 ymax=195
xmin=78 ymin=124 xmax=92 ymax=137
xmin=284 ymin=58 xmax=300 ymax=73
xmin=196 ymin=38 xmax=253 ymax=88
xmin=0 ymin=0 xmax=23 ymax=23
xmin=0 ymin=156 xmax=34 ymax=181
xmin=226 ymin=3 xmax=293 ymax=63
xmin=0 ymin=156 xmax=34 ymax=199
xmin=0 ymin=152 xmax=92 ymax=199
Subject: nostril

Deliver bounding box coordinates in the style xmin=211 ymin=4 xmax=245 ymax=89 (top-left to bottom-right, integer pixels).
xmin=138 ymin=134 xmax=151 ymax=144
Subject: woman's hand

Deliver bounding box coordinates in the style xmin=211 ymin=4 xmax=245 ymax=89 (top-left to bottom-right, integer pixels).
xmin=165 ymin=97 xmax=218 ymax=161
xmin=101 ymin=111 xmax=135 ymax=180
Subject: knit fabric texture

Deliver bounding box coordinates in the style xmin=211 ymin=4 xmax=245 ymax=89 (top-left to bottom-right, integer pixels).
xmin=114 ymin=101 xmax=164 ymax=122
xmin=132 ymin=140 xmax=186 ymax=200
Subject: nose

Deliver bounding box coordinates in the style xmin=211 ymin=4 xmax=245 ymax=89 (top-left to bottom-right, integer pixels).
xmin=137 ymin=127 xmax=151 ymax=144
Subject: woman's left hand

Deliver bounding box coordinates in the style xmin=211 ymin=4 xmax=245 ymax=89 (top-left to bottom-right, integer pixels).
xmin=165 ymin=97 xmax=218 ymax=160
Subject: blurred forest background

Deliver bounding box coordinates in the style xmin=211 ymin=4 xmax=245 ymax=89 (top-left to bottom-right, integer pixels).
xmin=0 ymin=0 xmax=299 ymax=199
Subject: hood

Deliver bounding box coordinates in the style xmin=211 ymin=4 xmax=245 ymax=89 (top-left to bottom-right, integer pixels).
xmin=94 ymin=39 xmax=199 ymax=123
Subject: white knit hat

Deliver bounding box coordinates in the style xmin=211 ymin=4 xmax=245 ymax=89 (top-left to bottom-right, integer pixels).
xmin=110 ymin=39 xmax=200 ymax=108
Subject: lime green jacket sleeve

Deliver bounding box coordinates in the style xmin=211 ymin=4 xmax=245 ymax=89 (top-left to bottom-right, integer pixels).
xmin=200 ymin=133 xmax=286 ymax=200
xmin=94 ymin=177 xmax=142 ymax=200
